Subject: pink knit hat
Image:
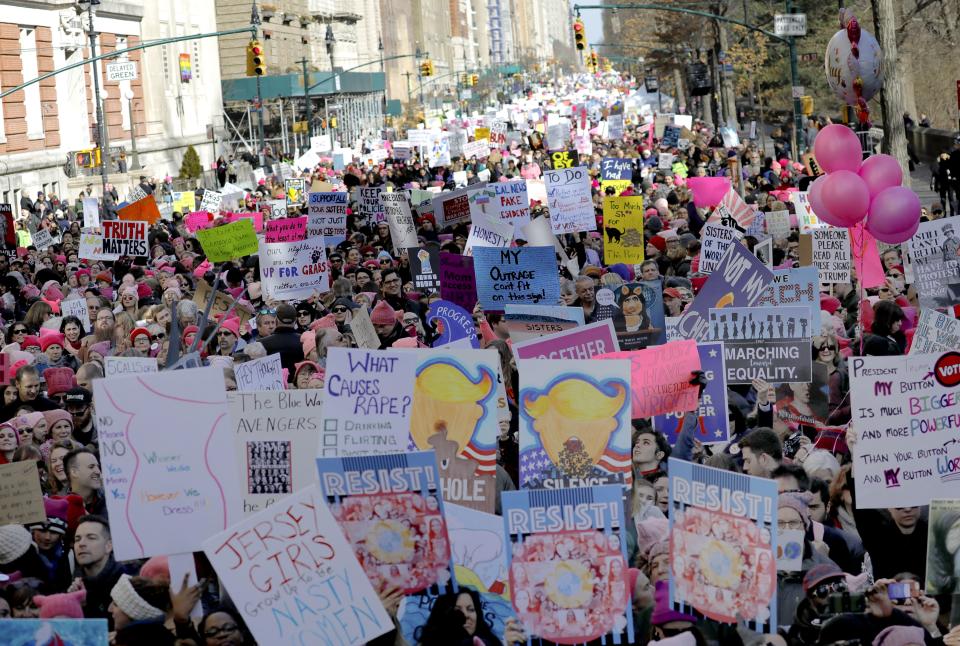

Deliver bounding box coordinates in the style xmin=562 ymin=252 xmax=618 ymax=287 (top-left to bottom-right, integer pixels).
xmin=370 ymin=300 xmax=397 ymax=326
xmin=43 ymin=409 xmax=73 ymax=432
xmin=34 ymin=589 xmax=86 ymax=619
xmin=139 ymin=555 xmax=170 ymax=582
xmin=311 ymin=314 xmax=337 ymax=330
xmin=301 ymin=330 xmax=317 ymax=357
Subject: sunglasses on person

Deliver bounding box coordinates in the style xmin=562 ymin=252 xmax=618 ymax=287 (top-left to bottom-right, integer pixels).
xmin=12 ymin=328 xmax=26 ymax=335
xmin=364 ymin=253 xmax=376 ymax=258
xmin=332 ymin=306 xmax=348 ymax=314
xmin=810 ymin=579 xmax=847 ymax=600
xmin=816 ymin=344 xmax=836 ymax=353
xmin=151 ymin=333 xmax=166 ymax=341
xmin=218 ymin=330 xmax=236 ymax=338
xmin=258 ymin=307 xmax=276 ymax=316
xmin=203 ymin=623 xmax=239 ymax=639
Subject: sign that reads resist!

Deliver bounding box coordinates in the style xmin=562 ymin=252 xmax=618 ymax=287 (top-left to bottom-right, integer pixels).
xmin=102 ymin=220 xmax=149 ymax=256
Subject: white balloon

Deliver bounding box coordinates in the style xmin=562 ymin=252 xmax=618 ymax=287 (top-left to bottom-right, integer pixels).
xmin=824 ymin=28 xmax=883 ymax=105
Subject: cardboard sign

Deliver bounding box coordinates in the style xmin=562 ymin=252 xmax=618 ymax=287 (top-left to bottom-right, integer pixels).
xmin=433 ymin=187 xmax=474 ymax=229
xmin=79 ymin=231 xmax=119 ymax=261
xmin=427 ymin=300 xmax=479 ymax=349
xmin=502 ymin=486 xmax=635 ymax=643
xmin=463 ymin=138 xmax=490 ymax=159
xmin=104 ymin=356 xmax=158 ymax=378
xmin=812 ymin=227 xmax=851 ymax=283
xmin=61 ymin=297 xmax=91 ymax=332
xmin=192 ymin=280 xmax=252 ymax=329
xmin=259 ymin=238 xmax=329 ymax=300
xmin=602 ymin=196 xmax=645 ymax=265
xmin=93 ymin=367 xmax=242 ymax=560
xmin=204 ymin=485 xmax=392 ymax=646
xmin=118 ymin=193 xmax=161 ymax=225
xmin=849 ymin=352 xmax=960 ymax=508
xmin=544 ymin=166 xmax=595 ymax=234
xmin=518 ymin=358 xmax=632 ymax=488
xmin=316 ymin=450 xmax=456 ymax=595
xmin=504 ymin=304 xmax=584 ymax=344
xmin=439 ymin=252 xmax=478 ymax=312
xmin=284 ymin=178 xmax=306 ymax=206
xmin=755 ymin=267 xmax=822 ymax=336
xmin=595 ymin=339 xmax=701 ymax=418
xmin=307 ymin=191 xmax=348 ymax=246
xmin=83 ymin=196 xmax=100 ymax=228
xmin=673 ymin=244 xmax=774 ymax=341
xmin=490 ymin=179 xmax=530 ymax=234
xmin=235 ymin=354 xmax=284 ymax=391
xmin=408 ymin=245 xmax=441 ymax=294
xmin=654 ymin=342 xmax=729 ymax=445
xmin=908 ymin=219 xmax=960 ymax=309
xmin=700 ymin=222 xmax=744 ymax=274
xmin=473 ymin=246 xmax=560 ymax=311
xmin=513 ymin=319 xmax=618 ymax=361
xmin=227 ymin=389 xmax=324 ymax=515
xmin=322 ymin=348 xmax=416 ymax=457
xmin=199 ymin=190 xmax=222 ymax=214
xmin=0 ymin=461 xmax=45 ymax=526
xmin=550 ymin=149 xmax=579 ymax=169
xmin=264 ymin=216 xmax=306 ymax=243
xmin=31 ymin=228 xmax=58 ymax=251
xmin=195 ymin=219 xmax=258 ymax=261
xmin=765 ymin=210 xmax=792 ymax=238
xmin=911 ymin=309 xmax=960 ymax=355
xmin=172 ymin=191 xmax=196 ymax=213
xmin=382 ymin=191 xmax=417 ymax=253
xmin=268 ymin=199 xmax=287 ymax=220
xmin=668 ymin=458 xmax=778 ymax=634
xmin=102 ymin=220 xmax=149 ymax=256
xmin=464 ymin=213 xmax=513 ymax=256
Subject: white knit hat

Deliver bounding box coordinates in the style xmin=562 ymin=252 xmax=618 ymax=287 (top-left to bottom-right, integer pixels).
xmin=110 ymin=574 xmax=165 ymax=622
xmin=0 ymin=524 xmax=32 ymax=565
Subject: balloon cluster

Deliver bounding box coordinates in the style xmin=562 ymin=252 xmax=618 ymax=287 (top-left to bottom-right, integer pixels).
xmin=810 ymin=125 xmax=920 ymax=244
xmin=824 ymin=9 xmax=883 ymax=126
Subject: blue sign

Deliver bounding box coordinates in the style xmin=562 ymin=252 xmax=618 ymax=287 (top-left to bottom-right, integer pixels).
xmin=472 ymin=246 xmax=560 ymax=312
xmin=653 ymin=342 xmax=729 ymax=445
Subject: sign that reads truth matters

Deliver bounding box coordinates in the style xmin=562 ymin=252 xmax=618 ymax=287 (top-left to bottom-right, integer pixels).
xmin=102 ymin=220 xmax=149 ymax=256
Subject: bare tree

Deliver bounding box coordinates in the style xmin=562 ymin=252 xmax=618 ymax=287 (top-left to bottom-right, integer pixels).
xmin=871 ymin=0 xmax=910 ymax=180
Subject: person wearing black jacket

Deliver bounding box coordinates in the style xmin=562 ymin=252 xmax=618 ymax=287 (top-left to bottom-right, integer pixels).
xmin=258 ymin=303 xmax=304 ymax=381
xmin=72 ymin=515 xmax=128 ymax=620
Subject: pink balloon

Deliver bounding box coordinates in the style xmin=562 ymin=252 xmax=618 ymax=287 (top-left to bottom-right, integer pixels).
xmin=858 ymin=154 xmax=903 ymax=196
xmin=813 ymin=124 xmax=863 ymax=174
xmin=865 ymin=186 xmax=921 ymax=243
xmin=807 ymin=174 xmax=843 ymax=227
xmin=820 ymin=170 xmax=870 ymax=226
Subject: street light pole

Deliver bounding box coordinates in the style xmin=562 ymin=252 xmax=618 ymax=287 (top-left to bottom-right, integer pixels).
xmin=299 ymin=57 xmax=313 ymax=144
xmin=81 ymin=0 xmax=109 ymax=198
xmin=787 ymin=0 xmax=805 ymax=158
xmin=251 ymin=1 xmax=266 ymax=168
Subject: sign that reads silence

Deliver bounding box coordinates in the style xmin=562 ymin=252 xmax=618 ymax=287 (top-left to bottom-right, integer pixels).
xmin=102 ymin=220 xmax=149 ymax=256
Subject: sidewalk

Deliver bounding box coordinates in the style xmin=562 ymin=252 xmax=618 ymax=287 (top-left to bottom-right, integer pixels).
xmin=909 ymin=161 xmax=941 ymax=210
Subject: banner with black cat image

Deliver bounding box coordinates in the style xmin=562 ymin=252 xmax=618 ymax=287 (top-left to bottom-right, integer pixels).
xmin=258 ymin=237 xmax=329 ymax=300
xmin=602 ymin=196 xmax=645 ymax=265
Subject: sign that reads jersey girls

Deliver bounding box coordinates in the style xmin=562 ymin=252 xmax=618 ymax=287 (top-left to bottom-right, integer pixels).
xmin=102 ymin=220 xmax=149 ymax=256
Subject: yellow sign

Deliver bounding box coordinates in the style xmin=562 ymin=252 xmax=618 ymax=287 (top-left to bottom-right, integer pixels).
xmin=172 ymin=191 xmax=196 ymax=214
xmin=602 ymin=196 xmax=645 ymax=265
xmin=474 ymin=127 xmax=490 ymax=141
xmin=550 ymin=150 xmax=578 ymax=169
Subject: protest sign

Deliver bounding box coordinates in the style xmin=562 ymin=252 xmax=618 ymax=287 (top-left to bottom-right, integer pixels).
xmin=473 ymin=126 xmax=490 ymax=141
xmin=227 ymin=389 xmax=324 ymax=515
xmin=746 ymin=211 xmax=767 ymax=240
xmin=0 ymin=461 xmax=45 ymax=526
xmin=668 ymin=458 xmax=778 ymax=634
xmin=284 ymin=178 xmax=306 ymax=206
xmin=546 ymin=123 xmax=568 ymax=150
xmin=514 ymin=319 xmax=618 ymax=360
xmin=911 ymin=309 xmax=960 ymax=354
xmin=715 ymin=188 xmax=757 ymax=230
xmin=408 ymin=350 xmax=499 ymax=511
xmin=234 ymin=354 xmax=284 ymax=391
xmin=405 ymin=245 xmax=440 ymax=294
xmin=433 ymin=187 xmax=474 ymax=229
xmin=849 ymin=351 xmax=960 ymax=508
xmin=317 ymin=450 xmax=456 ymax=594
xmin=504 ymin=304 xmax=584 ymax=343
xmin=61 ymin=297 xmax=91 ymax=332
xmin=602 ymin=196 xmax=645 ymax=265
xmin=765 ymin=210 xmax=792 ymax=238
xmin=347 ymin=306 xmax=379 ymax=350
xmin=192 ymin=280 xmax=252 ymax=329
xmin=268 ymin=199 xmax=287 ymax=220
xmin=775 ymin=363 xmax=829 ymax=428
xmin=31 ymin=228 xmax=57 ymax=251
xmin=710 ymin=306 xmax=813 ymax=342
xmin=306 ymin=191 xmax=348 ymax=246
xmin=102 ymin=220 xmax=149 ymax=256
xmin=710 ymin=307 xmax=813 ymax=384
xmin=172 ymin=191 xmax=196 ymax=213
xmin=491 ymin=179 xmax=530 ymax=234
xmin=673 ymin=243 xmax=774 ymax=341
xmin=908 ymin=219 xmax=960 ymax=309
xmin=439 ymin=252 xmax=478 ymax=312
xmin=661 ymin=124 xmax=680 ymax=148
xmin=473 ymin=246 xmax=560 ymax=311
xmin=464 ymin=213 xmax=513 ymax=256
xmin=204 ymin=485 xmax=391 ymax=646
xmin=358 ymin=186 xmax=385 ymax=222
xmin=489 ymin=119 xmax=507 ymax=145
xmin=654 ymin=342 xmax=730 ymax=445
xmin=195 ymin=219 xmax=258 ymax=261
xmin=79 ymin=231 xmax=119 ymax=261
xmin=544 ymin=166 xmax=595 ymax=234
xmin=502 ymin=485 xmax=635 ymax=643
xmin=1 ymin=620 xmax=108 ymax=644
xmin=926 ymin=499 xmax=960 ymax=595
xmin=791 ymin=191 xmax=821 ymax=232
xmin=812 ymin=227 xmax=851 ymax=283
xmin=322 ymin=347 xmax=416 ymax=457
xmin=382 ymin=191 xmax=417 ymax=253
xmin=518 ymin=358 xmax=631 ymax=488
xmin=264 ymin=216 xmax=306 ymax=243
xmin=600 ymin=281 xmax=667 ymax=349
xmin=104 ymin=356 xmax=158 ymax=378
xmin=259 ymin=237 xmax=329 ymax=300
xmin=83 ymin=196 xmax=100 ymax=228
xmin=755 ymin=267 xmax=822 ymax=335
xmin=699 ymin=221 xmax=744 ymax=274
xmin=184 ymin=211 xmax=213 ymax=232
xmin=595 ymin=339 xmax=701 ymax=418
xmin=427 ymin=299 xmax=479 ymax=349
xmin=754 ymin=237 xmax=774 ymax=268
xmin=93 ymin=367 xmax=242 ymax=560
xmin=658 ymin=152 xmax=676 ymax=171
xmin=199 ymin=189 xmax=222 ymax=213
xmin=117 ymin=193 xmax=161 ymax=225
xmin=550 ymin=149 xmax=579 ymax=169
xmin=463 ymin=138 xmax=490 ymax=159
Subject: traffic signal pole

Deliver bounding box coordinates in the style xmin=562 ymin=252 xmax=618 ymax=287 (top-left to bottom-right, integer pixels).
xmin=250 ymin=2 xmax=267 ymax=167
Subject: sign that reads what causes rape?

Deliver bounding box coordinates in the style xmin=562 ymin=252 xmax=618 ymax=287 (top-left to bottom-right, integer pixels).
xmin=849 ymin=352 xmax=960 ymax=508
xmin=102 ymin=220 xmax=149 ymax=256
xmin=203 ymin=485 xmax=392 ymax=646
xmin=544 ymin=167 xmax=595 ymax=234
xmin=473 ymin=246 xmax=560 ymax=311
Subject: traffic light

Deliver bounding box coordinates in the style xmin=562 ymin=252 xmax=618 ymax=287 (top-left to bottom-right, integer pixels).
xmin=591 ymin=52 xmax=599 ymax=70
xmin=801 ymin=95 xmax=814 ymax=116
xmin=420 ymin=60 xmax=433 ymax=77
xmin=573 ymin=18 xmax=585 ymax=50
xmin=471 ymin=74 xmax=479 ymax=86
xmin=247 ymin=40 xmax=265 ymax=77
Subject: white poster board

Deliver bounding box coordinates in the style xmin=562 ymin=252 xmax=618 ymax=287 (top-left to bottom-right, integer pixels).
xmin=104 ymin=356 xmax=158 ymax=378
xmin=234 ymin=354 xmax=284 ymax=391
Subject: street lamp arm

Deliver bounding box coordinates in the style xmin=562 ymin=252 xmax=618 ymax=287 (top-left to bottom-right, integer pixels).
xmin=306 ymin=53 xmax=421 ymax=92
xmin=0 ymin=26 xmax=257 ymax=100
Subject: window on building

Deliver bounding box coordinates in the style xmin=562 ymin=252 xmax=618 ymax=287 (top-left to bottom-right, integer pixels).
xmin=19 ymin=27 xmax=43 ymax=139
xmin=190 ymin=31 xmax=201 ymax=82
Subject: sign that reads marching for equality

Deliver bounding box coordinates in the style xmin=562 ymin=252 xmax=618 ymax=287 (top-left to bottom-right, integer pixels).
xmin=544 ymin=167 xmax=595 ymax=234
xmin=602 ymin=196 xmax=645 ymax=265
xmin=668 ymin=458 xmax=778 ymax=634
xmin=203 ymin=485 xmax=392 ymax=646
xmin=102 ymin=220 xmax=149 ymax=256
xmin=307 ymin=191 xmax=348 ymax=247
xmin=93 ymin=368 xmax=242 ymax=560
xmin=849 ymin=351 xmax=960 ymax=508
xmin=502 ymin=485 xmax=634 ymax=644
xmin=259 ymin=237 xmax=329 ymax=300
xmin=473 ymin=246 xmax=560 ymax=311
xmin=518 ymin=358 xmax=632 ymax=489
xmin=709 ymin=306 xmax=813 ymax=384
